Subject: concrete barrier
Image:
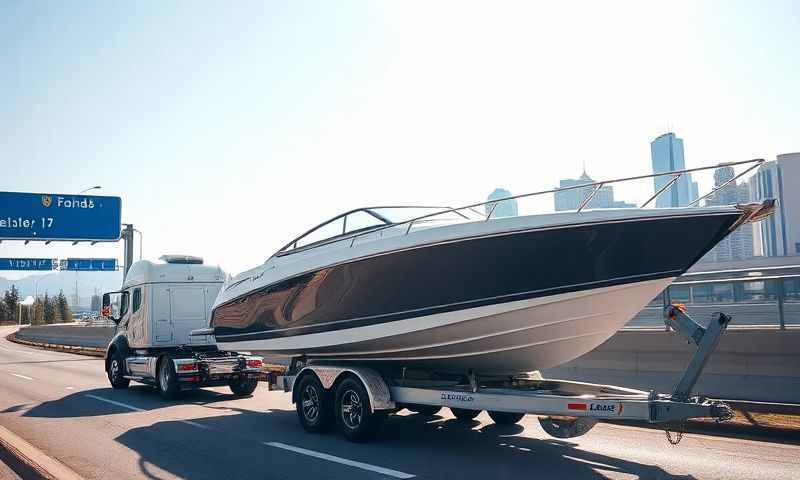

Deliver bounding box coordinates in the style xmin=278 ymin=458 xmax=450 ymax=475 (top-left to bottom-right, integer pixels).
xmin=14 ymin=324 xmax=114 ymax=349
xmin=543 ymin=328 xmax=800 ymax=404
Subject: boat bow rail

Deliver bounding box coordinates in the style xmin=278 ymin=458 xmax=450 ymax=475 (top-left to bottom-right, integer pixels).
xmin=273 ymin=158 xmax=770 ymax=257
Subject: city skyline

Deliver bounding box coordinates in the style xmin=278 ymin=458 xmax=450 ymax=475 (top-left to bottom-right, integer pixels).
xmin=554 ymin=170 xmax=636 ymax=212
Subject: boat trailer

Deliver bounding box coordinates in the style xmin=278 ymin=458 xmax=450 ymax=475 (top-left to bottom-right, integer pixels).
xmin=275 ymin=306 xmax=734 ymax=443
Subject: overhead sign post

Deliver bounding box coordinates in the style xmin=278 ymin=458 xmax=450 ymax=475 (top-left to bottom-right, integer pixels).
xmin=61 ymin=258 xmax=118 ymax=271
xmin=0 ymin=258 xmax=57 ymax=271
xmin=0 ymin=191 xmax=122 ymax=242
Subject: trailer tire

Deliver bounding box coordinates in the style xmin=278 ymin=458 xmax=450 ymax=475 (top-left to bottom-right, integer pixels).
xmin=157 ymin=356 xmax=181 ymax=400
xmin=229 ymin=376 xmax=258 ymax=396
xmin=334 ymin=377 xmax=385 ymax=442
xmin=406 ymin=404 xmax=442 ymax=416
xmin=107 ymin=351 xmax=130 ymax=389
xmin=538 ymin=416 xmax=598 ymax=438
xmin=450 ymin=408 xmax=481 ymax=421
xmin=488 ymin=411 xmax=525 ymax=425
xmin=296 ymin=374 xmax=332 ymax=433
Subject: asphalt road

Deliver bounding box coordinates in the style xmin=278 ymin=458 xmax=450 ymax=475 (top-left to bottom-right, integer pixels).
xmin=1 ymin=326 xmax=798 ymax=480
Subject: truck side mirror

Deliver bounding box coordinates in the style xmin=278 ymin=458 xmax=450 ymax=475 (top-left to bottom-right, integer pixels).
xmin=102 ymin=291 xmax=127 ymax=324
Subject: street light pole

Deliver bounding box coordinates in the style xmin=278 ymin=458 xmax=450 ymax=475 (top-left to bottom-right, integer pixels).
xmin=79 ymin=186 xmax=102 ymax=194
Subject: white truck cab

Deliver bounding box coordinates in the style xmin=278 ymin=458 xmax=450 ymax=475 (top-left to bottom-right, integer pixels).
xmin=103 ymin=255 xmax=264 ymax=399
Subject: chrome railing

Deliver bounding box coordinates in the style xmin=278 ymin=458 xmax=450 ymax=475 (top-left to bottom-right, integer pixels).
xmin=347 ymin=158 xmax=765 ymax=247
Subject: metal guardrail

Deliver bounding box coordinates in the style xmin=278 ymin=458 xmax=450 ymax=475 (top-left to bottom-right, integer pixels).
xmin=626 ymin=271 xmax=800 ymax=330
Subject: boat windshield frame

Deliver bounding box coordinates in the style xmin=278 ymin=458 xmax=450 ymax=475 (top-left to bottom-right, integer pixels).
xmin=272 ymin=158 xmax=765 ymax=259
xmin=275 ymin=206 xmax=463 ymax=257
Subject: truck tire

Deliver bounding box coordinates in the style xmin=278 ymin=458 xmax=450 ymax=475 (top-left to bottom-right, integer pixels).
xmin=157 ymin=356 xmax=181 ymax=400
xmin=107 ymin=351 xmax=130 ymax=389
xmin=488 ymin=410 xmax=525 ymax=425
xmin=296 ymin=374 xmax=332 ymax=433
xmin=406 ymin=404 xmax=441 ymax=416
xmin=450 ymin=407 xmax=481 ymax=421
xmin=334 ymin=377 xmax=385 ymax=442
xmin=229 ymin=376 xmax=258 ymax=396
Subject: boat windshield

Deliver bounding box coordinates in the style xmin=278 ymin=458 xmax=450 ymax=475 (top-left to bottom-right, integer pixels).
xmin=276 ymin=206 xmax=479 ymax=255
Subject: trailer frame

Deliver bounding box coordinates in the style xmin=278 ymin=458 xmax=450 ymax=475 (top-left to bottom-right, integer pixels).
xmin=272 ymin=306 xmax=735 ymax=442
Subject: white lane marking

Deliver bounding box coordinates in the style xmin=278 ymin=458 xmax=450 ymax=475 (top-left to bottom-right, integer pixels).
xmin=84 ymin=395 xmax=211 ymax=430
xmin=10 ymin=373 xmax=34 ymax=380
xmin=264 ymin=442 xmax=415 ymax=479
xmin=181 ymin=420 xmax=212 ymax=430
xmin=85 ymin=394 xmax=145 ymax=412
xmin=65 ymin=386 xmax=75 ymax=390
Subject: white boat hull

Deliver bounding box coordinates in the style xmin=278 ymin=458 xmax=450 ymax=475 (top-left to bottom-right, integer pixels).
xmin=221 ymin=277 xmax=673 ymax=374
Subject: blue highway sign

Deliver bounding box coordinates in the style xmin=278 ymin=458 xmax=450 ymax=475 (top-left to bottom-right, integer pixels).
xmin=0 ymin=191 xmax=121 ymax=242
xmin=61 ymin=258 xmax=118 ymax=271
xmin=0 ymin=258 xmax=56 ymax=271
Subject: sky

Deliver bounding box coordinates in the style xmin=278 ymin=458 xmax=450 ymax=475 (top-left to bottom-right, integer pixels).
xmin=1 ymin=0 xmax=799 ymax=279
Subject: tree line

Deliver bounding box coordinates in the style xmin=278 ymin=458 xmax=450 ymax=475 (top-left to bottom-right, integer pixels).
xmin=0 ymin=285 xmax=74 ymax=325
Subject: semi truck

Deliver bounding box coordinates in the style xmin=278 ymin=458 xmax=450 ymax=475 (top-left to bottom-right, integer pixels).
xmin=101 ymin=255 xmax=264 ymax=399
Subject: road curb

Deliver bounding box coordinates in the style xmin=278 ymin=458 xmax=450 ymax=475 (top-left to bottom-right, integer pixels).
xmin=0 ymin=424 xmax=85 ymax=480
xmin=5 ymin=332 xmax=105 ymax=357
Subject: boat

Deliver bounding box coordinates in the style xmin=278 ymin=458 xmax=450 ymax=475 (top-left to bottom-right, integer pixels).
xmin=210 ymin=161 xmax=774 ymax=375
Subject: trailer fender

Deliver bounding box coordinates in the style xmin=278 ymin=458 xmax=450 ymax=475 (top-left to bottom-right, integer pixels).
xmin=291 ymin=366 xmax=394 ymax=412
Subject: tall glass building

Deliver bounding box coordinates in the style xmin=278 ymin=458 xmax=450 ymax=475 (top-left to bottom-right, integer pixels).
xmin=747 ymin=153 xmax=800 ymax=257
xmin=701 ymin=166 xmax=754 ymax=262
xmin=650 ymin=132 xmax=698 ymax=207
xmin=485 ymin=188 xmax=518 ymax=217
xmin=554 ymin=171 xmax=635 ymax=211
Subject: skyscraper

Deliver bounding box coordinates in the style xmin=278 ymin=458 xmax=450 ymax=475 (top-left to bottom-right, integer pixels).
xmin=554 ymin=170 xmax=635 ymax=211
xmin=748 ymin=152 xmax=800 ymax=256
xmin=778 ymin=153 xmax=800 ymax=256
xmin=701 ymin=166 xmax=753 ymax=262
xmin=650 ymin=132 xmax=698 ymax=207
xmin=485 ymin=188 xmax=518 ymax=217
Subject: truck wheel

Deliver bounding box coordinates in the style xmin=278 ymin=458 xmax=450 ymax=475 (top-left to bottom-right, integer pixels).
xmin=107 ymin=351 xmax=130 ymax=389
xmin=157 ymin=357 xmax=181 ymax=400
xmin=488 ymin=411 xmax=525 ymax=425
xmin=406 ymin=404 xmax=442 ymax=416
xmin=229 ymin=376 xmax=258 ymax=396
xmin=334 ymin=377 xmax=385 ymax=442
xmin=296 ymin=374 xmax=332 ymax=433
xmin=450 ymin=407 xmax=481 ymax=421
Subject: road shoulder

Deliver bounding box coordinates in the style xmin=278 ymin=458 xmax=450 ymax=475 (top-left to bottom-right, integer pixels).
xmin=0 ymin=424 xmax=84 ymax=480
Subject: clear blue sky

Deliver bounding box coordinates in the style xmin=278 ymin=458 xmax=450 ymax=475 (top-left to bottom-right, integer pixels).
xmin=1 ymin=1 xmax=798 ymax=277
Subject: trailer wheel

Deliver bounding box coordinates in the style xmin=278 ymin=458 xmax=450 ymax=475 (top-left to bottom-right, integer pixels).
xmin=229 ymin=376 xmax=258 ymax=396
xmin=107 ymin=351 xmax=130 ymax=389
xmin=538 ymin=416 xmax=598 ymax=438
xmin=296 ymin=374 xmax=332 ymax=433
xmin=334 ymin=377 xmax=385 ymax=442
xmin=450 ymin=407 xmax=481 ymax=421
xmin=157 ymin=356 xmax=181 ymax=400
xmin=488 ymin=411 xmax=525 ymax=425
xmin=406 ymin=404 xmax=442 ymax=416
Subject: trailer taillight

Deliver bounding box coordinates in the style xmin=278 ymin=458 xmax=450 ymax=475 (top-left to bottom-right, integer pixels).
xmin=246 ymin=359 xmax=263 ymax=369
xmin=177 ymin=363 xmax=197 ymax=372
